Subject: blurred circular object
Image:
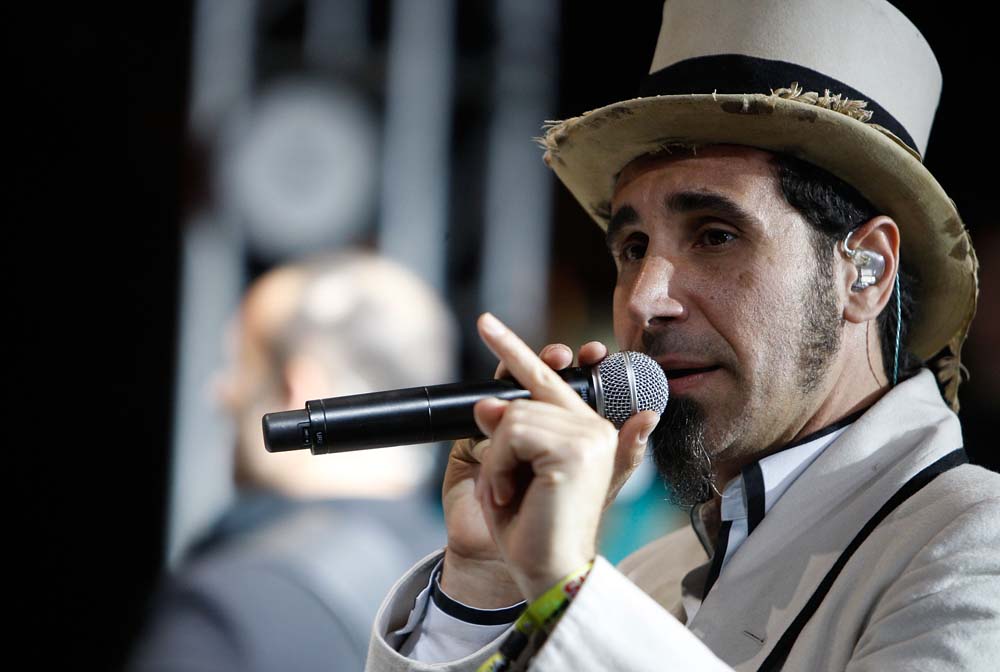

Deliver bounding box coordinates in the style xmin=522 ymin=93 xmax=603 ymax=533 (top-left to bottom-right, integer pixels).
xmin=219 ymin=80 xmax=377 ymax=260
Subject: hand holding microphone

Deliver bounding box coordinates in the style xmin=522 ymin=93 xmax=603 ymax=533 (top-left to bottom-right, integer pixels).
xmin=439 ymin=339 xmax=613 ymax=610
xmin=467 ymin=313 xmax=665 ymax=602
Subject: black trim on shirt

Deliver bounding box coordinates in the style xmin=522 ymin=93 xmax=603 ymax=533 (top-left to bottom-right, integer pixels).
xmin=430 ymin=565 xmax=525 ymax=626
xmin=743 ymin=461 xmax=766 ymax=535
xmin=779 ymin=407 xmax=869 ymax=453
xmin=702 ymin=519 xmax=734 ymax=599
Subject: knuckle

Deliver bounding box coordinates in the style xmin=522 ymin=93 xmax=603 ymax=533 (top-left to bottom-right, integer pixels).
xmin=506 ymin=422 xmax=527 ymax=443
xmin=563 ymin=442 xmax=586 ymax=461
xmin=589 ymin=417 xmax=616 ymax=440
xmin=527 ymin=362 xmax=555 ymax=388
xmin=576 ymin=424 xmax=618 ymax=462
xmin=452 ymin=437 xmax=489 ymax=462
xmin=451 ymin=437 xmax=474 ymax=457
xmin=582 ymin=417 xmax=616 ymax=442
xmin=470 ymin=439 xmax=490 ymax=462
xmin=504 ymin=400 xmax=524 ymax=423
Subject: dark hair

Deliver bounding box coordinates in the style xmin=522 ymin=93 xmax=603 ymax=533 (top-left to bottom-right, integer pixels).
xmin=772 ymin=154 xmax=921 ymax=382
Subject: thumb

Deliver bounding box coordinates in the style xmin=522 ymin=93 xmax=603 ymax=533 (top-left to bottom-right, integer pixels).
xmin=618 ymin=410 xmax=660 ymax=469
xmin=608 ymin=410 xmax=661 ymax=504
xmin=622 ymin=409 xmax=661 ymax=450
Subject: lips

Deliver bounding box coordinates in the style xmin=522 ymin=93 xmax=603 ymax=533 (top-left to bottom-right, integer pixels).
xmin=665 ymin=365 xmax=720 ymax=379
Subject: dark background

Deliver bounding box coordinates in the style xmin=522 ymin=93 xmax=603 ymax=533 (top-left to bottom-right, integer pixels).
xmin=31 ymin=2 xmax=997 ymax=667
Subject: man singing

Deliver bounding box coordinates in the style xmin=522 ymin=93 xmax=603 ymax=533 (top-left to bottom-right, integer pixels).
xmin=365 ymin=1 xmax=999 ymax=669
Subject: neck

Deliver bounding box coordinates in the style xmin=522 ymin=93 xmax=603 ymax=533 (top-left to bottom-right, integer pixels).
xmin=792 ymin=328 xmax=889 ymax=444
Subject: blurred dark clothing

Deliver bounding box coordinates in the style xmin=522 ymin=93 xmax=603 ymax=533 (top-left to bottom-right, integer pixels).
xmin=129 ymin=492 xmax=445 ymax=672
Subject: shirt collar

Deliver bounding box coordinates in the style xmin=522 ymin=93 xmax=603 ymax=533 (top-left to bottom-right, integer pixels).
xmin=718 ymin=408 xmax=868 ymax=530
xmin=719 ymin=428 xmax=845 ymax=527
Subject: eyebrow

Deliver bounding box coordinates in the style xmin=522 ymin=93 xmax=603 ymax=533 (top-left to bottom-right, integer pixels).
xmin=606 ymin=205 xmax=638 ymax=249
xmin=606 ymin=190 xmax=762 ymax=250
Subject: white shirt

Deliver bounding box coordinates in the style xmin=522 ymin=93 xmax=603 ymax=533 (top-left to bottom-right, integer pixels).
xmin=396 ymin=421 xmax=854 ymax=662
xmin=685 ymin=424 xmax=849 ymax=621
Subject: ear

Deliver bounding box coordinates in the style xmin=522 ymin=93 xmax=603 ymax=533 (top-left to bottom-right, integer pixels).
xmin=211 ymin=370 xmax=239 ymax=414
xmin=840 ymin=216 xmax=900 ymax=325
xmin=281 ymin=353 xmax=333 ymax=409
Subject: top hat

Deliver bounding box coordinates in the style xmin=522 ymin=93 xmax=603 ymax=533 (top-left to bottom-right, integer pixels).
xmin=539 ymin=0 xmax=977 ymax=409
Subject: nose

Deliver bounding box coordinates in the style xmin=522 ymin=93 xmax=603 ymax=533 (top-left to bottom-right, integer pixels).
xmin=620 ymin=255 xmax=686 ymax=328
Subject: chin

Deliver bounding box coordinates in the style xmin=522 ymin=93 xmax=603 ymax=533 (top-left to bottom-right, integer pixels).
xmin=694 ymin=403 xmax=750 ymax=458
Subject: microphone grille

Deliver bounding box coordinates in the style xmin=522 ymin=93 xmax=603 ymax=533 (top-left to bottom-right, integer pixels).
xmin=596 ymin=351 xmax=669 ymax=428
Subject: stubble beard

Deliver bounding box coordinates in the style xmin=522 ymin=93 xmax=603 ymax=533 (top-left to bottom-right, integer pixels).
xmin=795 ymin=248 xmax=843 ymax=394
xmin=649 ymin=256 xmax=843 ymax=506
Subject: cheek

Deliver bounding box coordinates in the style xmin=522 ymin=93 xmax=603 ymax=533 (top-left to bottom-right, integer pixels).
xmin=690 ymin=263 xmax=749 ymax=317
xmin=696 ymin=266 xmax=786 ymax=370
xmin=734 ymin=269 xmax=810 ymax=372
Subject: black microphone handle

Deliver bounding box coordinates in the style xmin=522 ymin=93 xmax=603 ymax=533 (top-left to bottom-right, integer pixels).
xmin=262 ymin=367 xmax=597 ymax=455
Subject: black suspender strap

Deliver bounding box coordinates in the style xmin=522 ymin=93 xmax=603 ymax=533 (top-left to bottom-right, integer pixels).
xmin=756 ymin=448 xmax=968 ymax=672
xmin=702 ymin=520 xmax=734 ymax=600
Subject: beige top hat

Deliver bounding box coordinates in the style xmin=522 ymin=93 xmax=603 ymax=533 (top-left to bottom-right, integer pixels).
xmin=540 ymin=0 xmax=978 ymax=409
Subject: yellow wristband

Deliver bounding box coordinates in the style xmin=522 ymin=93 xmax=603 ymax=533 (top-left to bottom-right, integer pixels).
xmin=524 ymin=560 xmax=594 ymax=630
xmin=475 ymin=560 xmax=594 ymax=672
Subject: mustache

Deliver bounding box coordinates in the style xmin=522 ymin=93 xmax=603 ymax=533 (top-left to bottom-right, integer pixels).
xmin=639 ymin=328 xmax=737 ymax=370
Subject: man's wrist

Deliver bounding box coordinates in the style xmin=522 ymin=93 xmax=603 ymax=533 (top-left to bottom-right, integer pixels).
xmin=441 ymin=548 xmax=524 ymax=609
xmin=523 ymin=559 xmax=594 ymax=628
xmin=432 ymin=565 xmax=526 ymax=624
xmin=474 ymin=560 xmax=594 ymax=672
xmin=515 ymin=551 xmax=595 ymax=602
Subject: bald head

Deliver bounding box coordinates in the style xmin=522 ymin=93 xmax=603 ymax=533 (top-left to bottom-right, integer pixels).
xmin=220 ymin=251 xmax=458 ymax=498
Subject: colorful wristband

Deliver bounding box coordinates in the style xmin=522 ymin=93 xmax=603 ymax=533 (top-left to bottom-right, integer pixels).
xmin=476 ymin=560 xmax=594 ymax=672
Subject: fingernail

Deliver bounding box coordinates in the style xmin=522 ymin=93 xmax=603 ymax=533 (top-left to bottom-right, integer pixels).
xmin=493 ymin=480 xmax=511 ymax=506
xmin=639 ymin=424 xmax=656 ymax=444
xmin=541 ymin=343 xmax=569 ymax=360
xmin=481 ymin=312 xmax=505 ymax=336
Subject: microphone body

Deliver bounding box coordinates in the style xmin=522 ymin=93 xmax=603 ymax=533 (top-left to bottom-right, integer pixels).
xmin=262 ymin=351 xmax=668 ymax=455
xmin=264 ymin=368 xmax=595 ymax=454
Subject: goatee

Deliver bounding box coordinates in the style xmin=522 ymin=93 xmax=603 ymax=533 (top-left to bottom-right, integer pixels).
xmin=649 ymin=396 xmax=715 ymax=506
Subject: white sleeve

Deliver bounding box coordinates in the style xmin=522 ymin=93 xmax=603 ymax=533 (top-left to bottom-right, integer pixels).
xmin=529 ymin=556 xmax=733 ymax=671
xmin=391 ymin=558 xmax=524 ymax=664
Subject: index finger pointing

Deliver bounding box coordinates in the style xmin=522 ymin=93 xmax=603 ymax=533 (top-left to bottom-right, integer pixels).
xmin=478 ymin=313 xmax=590 ymax=410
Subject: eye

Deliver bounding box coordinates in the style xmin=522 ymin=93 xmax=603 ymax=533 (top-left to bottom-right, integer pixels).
xmin=618 ymin=236 xmax=648 ymax=262
xmin=695 ymin=229 xmax=737 ymax=247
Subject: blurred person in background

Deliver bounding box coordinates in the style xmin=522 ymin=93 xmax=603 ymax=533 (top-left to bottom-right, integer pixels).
xmin=129 ymin=251 xmax=455 ymax=671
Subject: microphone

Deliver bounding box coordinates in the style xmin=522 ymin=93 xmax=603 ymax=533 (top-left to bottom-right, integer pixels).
xmin=262 ymin=351 xmax=668 ymax=455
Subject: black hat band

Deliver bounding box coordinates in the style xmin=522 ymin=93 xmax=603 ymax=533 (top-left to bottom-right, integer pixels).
xmin=639 ymin=54 xmax=917 ymax=155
